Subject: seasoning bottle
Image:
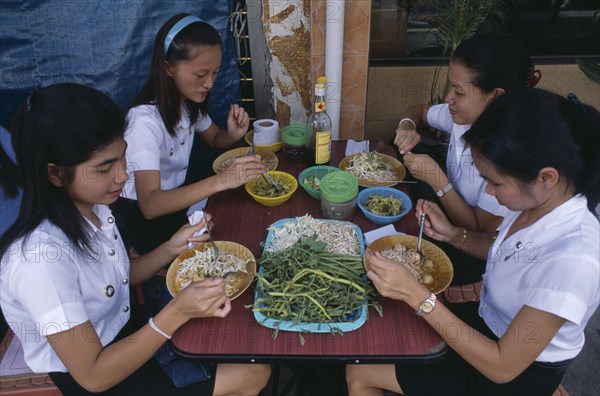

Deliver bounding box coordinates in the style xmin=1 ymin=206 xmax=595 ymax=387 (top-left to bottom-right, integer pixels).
xmin=305 ymin=76 xmax=332 ymax=166
xmin=282 ymin=124 xmax=307 ymax=163
xmin=320 ymin=171 xmax=358 ymax=221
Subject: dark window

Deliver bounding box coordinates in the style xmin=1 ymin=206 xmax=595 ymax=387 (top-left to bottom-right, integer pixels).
xmin=370 ymin=0 xmax=600 ymax=65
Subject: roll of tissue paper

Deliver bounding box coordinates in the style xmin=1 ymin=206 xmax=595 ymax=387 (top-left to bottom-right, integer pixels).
xmin=253 ymin=119 xmax=280 ymax=145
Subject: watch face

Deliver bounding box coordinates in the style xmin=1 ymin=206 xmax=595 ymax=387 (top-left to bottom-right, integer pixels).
xmin=422 ymin=301 xmax=434 ymax=313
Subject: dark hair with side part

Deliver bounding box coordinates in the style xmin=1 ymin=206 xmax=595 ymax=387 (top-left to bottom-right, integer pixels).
xmin=0 ymin=142 xmax=20 ymax=197
xmin=464 ymin=88 xmax=600 ymax=211
xmin=0 ymin=83 xmax=126 ymax=259
xmin=129 ymin=13 xmax=222 ymax=137
xmin=452 ymin=32 xmax=537 ymax=93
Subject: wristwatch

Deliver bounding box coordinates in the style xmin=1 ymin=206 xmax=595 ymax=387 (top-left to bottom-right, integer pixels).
xmin=416 ymin=293 xmax=437 ymax=316
xmin=436 ymin=182 xmax=453 ymax=197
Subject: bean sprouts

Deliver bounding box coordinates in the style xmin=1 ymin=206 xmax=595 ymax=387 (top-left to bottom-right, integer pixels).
xmin=345 ymin=151 xmax=397 ymax=182
xmin=266 ymin=215 xmax=361 ymax=256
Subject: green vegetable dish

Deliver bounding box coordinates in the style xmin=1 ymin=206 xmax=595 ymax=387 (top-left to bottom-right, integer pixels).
xmin=303 ymin=175 xmax=321 ymax=190
xmin=363 ymin=194 xmax=403 ymax=216
xmin=253 ymin=178 xmax=293 ymax=197
xmin=254 ymin=237 xmax=381 ymax=326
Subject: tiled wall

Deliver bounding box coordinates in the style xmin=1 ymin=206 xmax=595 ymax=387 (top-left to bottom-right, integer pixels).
xmin=311 ymin=0 xmax=371 ymax=140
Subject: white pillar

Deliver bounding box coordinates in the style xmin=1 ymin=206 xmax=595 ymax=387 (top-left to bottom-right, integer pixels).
xmin=325 ymin=0 xmax=345 ymax=140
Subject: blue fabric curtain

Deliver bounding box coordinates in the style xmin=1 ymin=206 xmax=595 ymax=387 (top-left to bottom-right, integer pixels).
xmin=0 ymin=0 xmax=239 ymax=129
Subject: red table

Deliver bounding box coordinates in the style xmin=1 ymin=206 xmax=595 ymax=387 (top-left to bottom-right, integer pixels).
xmin=170 ymin=141 xmax=446 ymax=364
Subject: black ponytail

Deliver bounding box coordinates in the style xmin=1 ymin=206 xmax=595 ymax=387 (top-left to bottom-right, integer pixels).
xmin=0 ymin=84 xmax=125 ymax=259
xmin=464 ymin=88 xmax=600 ymax=211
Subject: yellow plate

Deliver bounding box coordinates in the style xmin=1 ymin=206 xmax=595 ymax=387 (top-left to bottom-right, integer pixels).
xmin=166 ymin=241 xmax=257 ymax=300
xmin=364 ymin=235 xmax=453 ymax=294
xmin=212 ymin=147 xmax=278 ymax=174
xmin=338 ymin=152 xmax=406 ymax=187
xmin=244 ymin=130 xmax=283 ymax=153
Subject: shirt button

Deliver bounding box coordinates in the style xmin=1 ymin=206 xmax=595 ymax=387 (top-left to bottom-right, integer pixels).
xmin=122 ymin=306 xmax=130 ymax=312
xmin=180 ymin=140 xmax=185 ymax=145
xmin=122 ymin=278 xmax=129 ymax=285
xmin=107 ymin=216 xmax=114 ymax=224
xmin=108 ymin=248 xmax=116 ymax=256
xmin=114 ymin=233 xmax=118 ymax=240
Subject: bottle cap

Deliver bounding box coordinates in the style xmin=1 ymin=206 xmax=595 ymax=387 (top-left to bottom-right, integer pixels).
xmin=320 ymin=171 xmax=358 ymax=203
xmin=315 ymin=76 xmax=327 ymax=96
xmin=283 ymin=124 xmax=307 ymax=145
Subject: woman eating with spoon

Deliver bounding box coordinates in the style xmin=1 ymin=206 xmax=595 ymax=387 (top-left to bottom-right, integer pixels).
xmin=346 ymin=88 xmax=599 ymax=396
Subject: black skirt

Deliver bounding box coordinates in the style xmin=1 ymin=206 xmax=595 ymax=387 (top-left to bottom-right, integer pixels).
xmin=395 ymin=303 xmax=571 ymax=396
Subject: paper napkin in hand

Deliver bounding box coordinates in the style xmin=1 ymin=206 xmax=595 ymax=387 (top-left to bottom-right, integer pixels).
xmin=364 ymin=224 xmax=404 ymax=246
xmin=187 ymin=211 xmax=208 ymax=248
xmin=345 ymin=139 xmax=370 ymax=156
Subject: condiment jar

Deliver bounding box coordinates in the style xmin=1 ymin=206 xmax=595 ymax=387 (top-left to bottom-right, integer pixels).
xmin=282 ymin=124 xmax=307 ymax=163
xmin=320 ymin=171 xmax=358 ymax=221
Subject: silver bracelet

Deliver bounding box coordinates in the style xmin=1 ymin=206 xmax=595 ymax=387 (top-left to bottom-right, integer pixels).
xmin=399 ymin=118 xmax=416 ymax=129
xmin=148 ymin=317 xmax=172 ymax=340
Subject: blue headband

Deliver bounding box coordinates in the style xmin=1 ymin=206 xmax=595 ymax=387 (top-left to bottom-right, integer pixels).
xmin=163 ymin=15 xmax=203 ymax=57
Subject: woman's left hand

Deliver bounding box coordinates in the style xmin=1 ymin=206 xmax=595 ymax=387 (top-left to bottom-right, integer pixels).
xmin=365 ymin=250 xmax=427 ymax=307
xmin=166 ymin=214 xmax=213 ymax=256
xmin=403 ymin=153 xmax=447 ymax=188
xmin=227 ymin=104 xmax=249 ymax=140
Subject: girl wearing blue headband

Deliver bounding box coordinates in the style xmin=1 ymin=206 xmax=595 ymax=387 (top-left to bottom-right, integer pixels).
xmin=116 ymin=13 xmax=265 ymax=255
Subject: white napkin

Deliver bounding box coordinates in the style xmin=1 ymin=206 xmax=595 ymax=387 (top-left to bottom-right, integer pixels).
xmin=363 ymin=224 xmax=404 ymax=246
xmin=187 ymin=198 xmax=208 ymax=217
xmin=345 ymin=139 xmax=370 ymax=156
xmin=187 ymin=210 xmax=208 ymax=248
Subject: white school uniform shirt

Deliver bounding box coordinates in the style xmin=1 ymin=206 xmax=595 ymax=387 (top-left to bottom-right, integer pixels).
xmin=0 ymin=205 xmax=131 ymax=373
xmin=122 ymin=104 xmax=213 ymax=200
xmin=480 ymin=195 xmax=599 ymax=362
xmin=427 ymin=104 xmax=507 ymax=216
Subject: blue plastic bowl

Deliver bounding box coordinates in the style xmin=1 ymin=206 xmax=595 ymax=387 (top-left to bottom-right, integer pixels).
xmin=357 ymin=187 xmax=412 ymax=225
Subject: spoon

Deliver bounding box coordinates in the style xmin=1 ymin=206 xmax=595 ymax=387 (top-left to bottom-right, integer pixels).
xmin=416 ymin=211 xmax=426 ymax=257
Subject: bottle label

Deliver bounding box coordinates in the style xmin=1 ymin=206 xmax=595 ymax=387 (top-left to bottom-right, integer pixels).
xmin=315 ymin=130 xmax=332 ymax=164
xmin=315 ymin=101 xmax=326 ymax=112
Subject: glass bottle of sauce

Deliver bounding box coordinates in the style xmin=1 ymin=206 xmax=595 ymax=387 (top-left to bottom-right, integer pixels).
xmin=305 ymin=76 xmax=332 ymax=166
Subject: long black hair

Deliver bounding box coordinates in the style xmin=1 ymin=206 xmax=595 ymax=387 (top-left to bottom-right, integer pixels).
xmin=129 ymin=13 xmax=222 ymax=137
xmin=464 ymin=88 xmax=600 ymax=211
xmin=0 ymin=83 xmax=126 ymax=258
xmin=452 ymin=32 xmax=538 ymax=93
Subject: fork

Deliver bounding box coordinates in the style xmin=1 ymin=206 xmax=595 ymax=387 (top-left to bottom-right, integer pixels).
xmin=247 ymin=135 xmax=284 ymax=194
xmin=202 ymin=209 xmax=220 ymax=263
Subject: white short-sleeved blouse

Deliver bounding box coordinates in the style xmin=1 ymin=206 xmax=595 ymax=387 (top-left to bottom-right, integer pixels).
xmin=480 ymin=195 xmax=600 ymax=362
xmin=427 ymin=104 xmax=507 ymax=216
xmin=0 ymin=205 xmax=131 ymax=373
xmin=122 ymin=104 xmax=212 ymax=200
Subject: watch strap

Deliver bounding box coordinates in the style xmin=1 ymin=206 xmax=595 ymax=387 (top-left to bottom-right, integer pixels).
xmin=416 ymin=293 xmax=437 ymax=316
xmin=436 ymin=182 xmax=453 ymax=197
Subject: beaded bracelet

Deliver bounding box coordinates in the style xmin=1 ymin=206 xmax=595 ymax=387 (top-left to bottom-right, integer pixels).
xmin=149 ymin=317 xmax=172 ymax=340
xmin=461 ymin=228 xmax=468 ymax=244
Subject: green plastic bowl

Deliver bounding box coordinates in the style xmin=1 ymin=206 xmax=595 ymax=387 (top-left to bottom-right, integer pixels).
xmin=298 ymin=165 xmax=339 ymax=199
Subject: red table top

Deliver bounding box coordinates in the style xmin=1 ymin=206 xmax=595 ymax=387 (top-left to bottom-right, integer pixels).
xmin=170 ymin=141 xmax=447 ymax=363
